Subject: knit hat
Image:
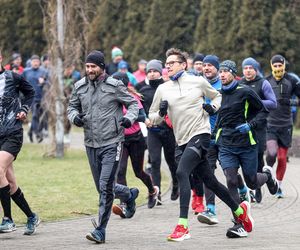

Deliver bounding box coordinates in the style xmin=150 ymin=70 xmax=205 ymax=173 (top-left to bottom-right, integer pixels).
xmin=203 ymin=55 xmax=220 ymax=70
xmin=111 ymin=47 xmax=124 ymax=60
xmin=138 ymin=59 xmax=147 ymax=65
xmin=146 ymin=59 xmax=163 ymax=75
xmin=219 ymin=60 xmax=237 ymax=76
xmin=85 ymin=50 xmax=105 ymax=69
xmin=112 ymin=72 xmax=129 ymax=87
xmin=193 ymin=53 xmax=205 ymax=64
xmin=12 ymin=53 xmax=21 ymax=61
xmin=118 ymin=60 xmax=129 ymax=69
xmin=242 ymin=57 xmax=259 ymax=71
xmin=31 ymin=54 xmax=40 ymax=60
xmin=271 ymin=54 xmax=285 ymax=65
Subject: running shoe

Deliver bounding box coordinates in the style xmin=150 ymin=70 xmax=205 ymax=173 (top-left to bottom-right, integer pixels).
xmin=148 ymin=186 xmax=159 ymax=208
xmin=237 ymin=201 xmax=254 ymax=233
xmin=197 ymin=209 xmax=219 ymax=225
xmin=167 ymin=224 xmax=191 ymax=242
xmin=170 ymin=184 xmax=179 ymax=201
xmin=24 ymin=213 xmax=41 ymax=235
xmin=255 ymin=188 xmax=262 ymax=203
xmin=86 ymin=228 xmax=105 ymax=244
xmin=263 ymin=165 xmax=279 ymax=195
xmin=0 ymin=218 xmax=17 ymax=233
xmin=239 ymin=188 xmax=251 ymax=203
xmin=276 ymin=187 xmax=284 ymax=198
xmin=226 ymin=221 xmax=248 ymax=238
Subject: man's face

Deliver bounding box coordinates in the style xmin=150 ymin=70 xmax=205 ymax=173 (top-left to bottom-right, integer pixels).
xmin=31 ymin=59 xmax=41 ymax=69
xmin=243 ymin=65 xmax=256 ymax=81
xmin=193 ymin=61 xmax=203 ymax=73
xmin=203 ymin=63 xmax=218 ymax=80
xmin=165 ymin=55 xmax=186 ymax=77
xmin=220 ymin=69 xmax=235 ymax=85
xmin=85 ymin=63 xmax=103 ymax=81
xmin=147 ymin=69 xmax=161 ymax=80
xmin=119 ymin=68 xmax=128 ymax=74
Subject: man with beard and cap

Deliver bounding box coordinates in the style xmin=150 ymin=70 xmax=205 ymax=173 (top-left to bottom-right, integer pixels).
xmin=214 ymin=60 xmax=278 ymax=238
xmin=265 ymin=54 xmax=300 ymax=198
xmin=149 ymin=49 xmax=254 ymax=242
xmin=67 ymin=50 xmax=139 ymax=244
xmin=235 ymin=57 xmax=277 ymax=204
xmin=138 ymin=59 xmax=179 ymax=204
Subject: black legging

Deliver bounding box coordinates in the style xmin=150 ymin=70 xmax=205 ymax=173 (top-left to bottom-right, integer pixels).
xmin=117 ymin=131 xmax=155 ymax=194
xmin=147 ymin=127 xmax=178 ymax=191
xmin=176 ymin=134 xmax=239 ymax=218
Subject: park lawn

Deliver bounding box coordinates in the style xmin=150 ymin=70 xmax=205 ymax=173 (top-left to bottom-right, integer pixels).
xmin=11 ymin=144 xmax=169 ymax=225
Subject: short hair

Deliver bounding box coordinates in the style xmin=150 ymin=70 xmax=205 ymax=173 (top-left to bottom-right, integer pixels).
xmin=166 ymin=48 xmax=189 ymax=64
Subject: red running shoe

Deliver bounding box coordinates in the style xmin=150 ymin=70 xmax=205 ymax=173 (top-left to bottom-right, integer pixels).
xmin=167 ymin=224 xmax=191 ymax=242
xmin=237 ymin=201 xmax=254 ymax=232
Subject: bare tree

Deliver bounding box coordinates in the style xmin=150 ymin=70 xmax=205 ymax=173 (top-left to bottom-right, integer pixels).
xmin=40 ymin=0 xmax=95 ymax=157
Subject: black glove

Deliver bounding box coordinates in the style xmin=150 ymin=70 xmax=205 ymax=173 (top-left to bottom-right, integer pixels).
xmin=73 ymin=113 xmax=84 ymax=127
xmin=202 ymin=103 xmax=215 ymax=115
xmin=278 ymin=98 xmax=290 ymax=106
xmin=120 ymin=117 xmax=132 ymax=128
xmin=159 ymin=100 xmax=168 ymax=117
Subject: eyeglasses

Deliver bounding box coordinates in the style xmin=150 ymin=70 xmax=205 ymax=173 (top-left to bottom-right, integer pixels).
xmin=165 ymin=61 xmax=182 ymax=67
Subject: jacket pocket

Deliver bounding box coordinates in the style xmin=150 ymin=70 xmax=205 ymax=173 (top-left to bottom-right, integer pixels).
xmin=101 ymin=116 xmax=118 ymax=140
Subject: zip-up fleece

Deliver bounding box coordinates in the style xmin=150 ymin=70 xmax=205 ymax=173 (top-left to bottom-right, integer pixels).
xmin=149 ymin=72 xmax=221 ymax=146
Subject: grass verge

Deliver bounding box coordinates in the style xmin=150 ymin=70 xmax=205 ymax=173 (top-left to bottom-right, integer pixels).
xmin=11 ymin=144 xmax=169 ymax=224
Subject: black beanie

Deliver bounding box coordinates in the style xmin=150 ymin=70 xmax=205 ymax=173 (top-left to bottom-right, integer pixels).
xmin=85 ymin=50 xmax=105 ymax=69
xmin=271 ymin=54 xmax=285 ymax=65
xmin=193 ymin=53 xmax=205 ymax=64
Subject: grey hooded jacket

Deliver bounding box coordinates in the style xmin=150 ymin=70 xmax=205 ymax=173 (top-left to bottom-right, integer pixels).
xmin=67 ymin=74 xmax=138 ymax=148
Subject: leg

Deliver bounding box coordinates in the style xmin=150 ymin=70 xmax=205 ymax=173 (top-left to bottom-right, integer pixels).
xmin=117 ymin=143 xmax=129 ymax=186
xmin=266 ymin=139 xmax=278 ymax=167
xmin=276 ymin=147 xmax=288 ymax=182
xmin=128 ymin=135 xmax=154 ymax=193
xmin=147 ymin=131 xmax=162 ymax=190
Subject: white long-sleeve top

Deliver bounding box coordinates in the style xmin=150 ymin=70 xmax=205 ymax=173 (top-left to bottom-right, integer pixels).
xmin=149 ymin=72 xmax=222 ymax=146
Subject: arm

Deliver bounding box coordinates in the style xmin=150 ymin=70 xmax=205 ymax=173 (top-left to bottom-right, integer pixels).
xmin=261 ymin=79 xmax=277 ymax=110
xmin=67 ymin=85 xmax=82 ymax=123
xmin=202 ymin=78 xmax=222 ymax=111
xmin=148 ymin=86 xmax=165 ymax=125
xmin=14 ymin=72 xmax=35 ymax=114
xmin=116 ymin=83 xmax=139 ymax=124
xmin=137 ymin=108 xmax=146 ymax=122
xmin=247 ymin=88 xmax=266 ymax=130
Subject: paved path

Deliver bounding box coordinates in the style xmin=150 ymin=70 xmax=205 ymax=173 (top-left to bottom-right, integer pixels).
xmin=1 ymin=133 xmax=300 ymax=249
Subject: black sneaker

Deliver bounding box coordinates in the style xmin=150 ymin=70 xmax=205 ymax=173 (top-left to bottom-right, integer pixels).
xmin=157 ymin=194 xmax=162 ymax=206
xmin=263 ymin=166 xmax=279 ymax=195
xmin=125 ymin=188 xmax=139 ymax=218
xmin=226 ymin=222 xmax=248 ymax=238
xmin=255 ymin=188 xmax=262 ymax=203
xmin=170 ymin=184 xmax=179 ymax=201
xmin=148 ymin=186 xmax=159 ymax=208
xmin=86 ymin=228 xmax=105 ymax=244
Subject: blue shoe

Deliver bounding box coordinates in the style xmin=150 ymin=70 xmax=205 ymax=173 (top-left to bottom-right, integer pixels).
xmin=86 ymin=228 xmax=105 ymax=244
xmin=125 ymin=188 xmax=139 ymax=218
xmin=0 ymin=218 xmax=17 ymax=233
xmin=276 ymin=187 xmax=284 ymax=198
xmin=197 ymin=209 xmax=219 ymax=225
xmin=239 ymin=187 xmax=251 ymax=203
xmin=24 ymin=213 xmax=40 ymax=235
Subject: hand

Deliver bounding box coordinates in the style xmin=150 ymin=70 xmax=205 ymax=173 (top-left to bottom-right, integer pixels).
xmin=38 ymin=77 xmax=45 ymax=85
xmin=120 ymin=117 xmax=131 ymax=128
xmin=235 ymin=123 xmax=251 ymax=134
xmin=159 ymin=100 xmax=168 ymax=117
xmin=202 ymin=103 xmax=215 ymax=115
xmin=145 ymin=118 xmax=153 ymax=128
xmin=16 ymin=111 xmax=27 ymax=121
xmin=73 ymin=113 xmax=84 ymax=127
xmin=278 ymin=98 xmax=290 ymax=106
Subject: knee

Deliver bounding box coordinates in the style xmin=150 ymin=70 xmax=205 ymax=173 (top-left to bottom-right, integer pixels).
xmin=176 ymin=168 xmax=187 ymax=182
xmin=224 ymin=172 xmax=238 ymax=188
